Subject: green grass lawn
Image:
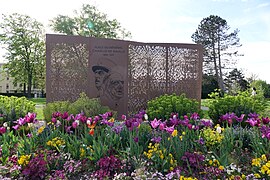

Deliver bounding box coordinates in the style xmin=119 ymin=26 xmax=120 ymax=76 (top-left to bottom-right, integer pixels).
xmin=35 ymin=106 xmax=44 ymax=120
xmin=28 ymin=98 xmax=46 ymax=105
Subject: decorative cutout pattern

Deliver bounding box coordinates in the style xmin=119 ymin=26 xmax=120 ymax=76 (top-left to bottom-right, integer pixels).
xmin=128 ymin=44 xmax=201 ymax=113
xmin=48 ymin=43 xmax=88 ymax=102
xmin=46 ymin=35 xmax=202 ymax=116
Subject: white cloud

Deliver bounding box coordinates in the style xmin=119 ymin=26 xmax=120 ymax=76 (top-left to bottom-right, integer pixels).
xmin=238 ymin=41 xmax=270 ymax=83
xmin=256 ymin=3 xmax=270 ymax=8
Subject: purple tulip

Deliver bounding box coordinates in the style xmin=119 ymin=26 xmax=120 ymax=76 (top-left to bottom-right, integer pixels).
xmin=196 ymin=137 xmax=205 ymax=145
xmin=261 ymin=125 xmax=270 ymax=140
xmin=165 ymin=126 xmax=174 ymax=134
xmin=112 ymin=125 xmax=123 ymax=134
xmin=159 ymin=122 xmax=166 ymax=130
xmin=12 ymin=124 xmax=20 ymax=130
xmin=179 ymin=119 xmax=189 ymax=126
xmin=107 ymin=112 xmax=113 ymax=117
xmin=100 ymin=112 xmax=109 ymax=120
xmin=236 ymin=114 xmax=245 ymax=123
xmin=133 ymin=136 xmax=139 ymax=143
xmin=151 ymin=136 xmax=162 ymax=143
xmin=245 ymin=119 xmax=258 ymax=127
xmin=52 ymin=112 xmax=62 ymax=118
xmin=200 ymin=119 xmax=213 ymax=127
xmin=18 ymin=117 xmax=26 ymax=126
xmin=0 ymin=127 xmax=6 ymax=134
xmin=94 ymin=116 xmax=100 ymax=122
xmin=25 ymin=112 xmax=37 ymax=123
xmin=61 ymin=112 xmax=69 ymax=119
xmin=121 ymin=115 xmax=127 ymax=120
xmin=248 ymin=112 xmax=259 ymax=119
xmin=72 ymin=121 xmax=78 ymax=128
xmin=191 ymin=112 xmax=200 ymax=120
xmin=171 ymin=113 xmax=178 ymax=120
xmin=51 ymin=117 xmax=57 ymax=124
xmin=150 ymin=118 xmax=160 ymax=129
xmin=262 ymin=117 xmax=270 ymax=124
xmin=187 ymin=124 xmax=193 ymax=130
xmin=67 ymin=114 xmax=74 ymax=121
xmin=65 ymin=126 xmax=72 ymax=133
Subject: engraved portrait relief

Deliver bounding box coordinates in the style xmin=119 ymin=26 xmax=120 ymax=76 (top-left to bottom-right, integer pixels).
xmin=91 ymin=58 xmax=124 ymax=106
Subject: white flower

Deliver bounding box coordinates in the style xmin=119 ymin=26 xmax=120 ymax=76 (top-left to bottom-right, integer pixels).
xmin=144 ymin=114 xmax=148 ymax=120
xmin=216 ymin=126 xmax=222 ymax=134
xmin=28 ymin=123 xmax=34 ymax=128
xmin=3 ymin=122 xmax=8 ymax=127
xmin=86 ymin=120 xmax=91 ymax=125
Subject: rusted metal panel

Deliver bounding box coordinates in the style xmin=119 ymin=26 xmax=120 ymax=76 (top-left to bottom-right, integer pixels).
xmin=46 ymin=34 xmax=202 ymax=117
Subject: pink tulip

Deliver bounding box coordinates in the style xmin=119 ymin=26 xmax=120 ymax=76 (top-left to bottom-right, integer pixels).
xmin=150 ymin=118 xmax=160 ymax=129
xmin=159 ymin=122 xmax=165 ymax=130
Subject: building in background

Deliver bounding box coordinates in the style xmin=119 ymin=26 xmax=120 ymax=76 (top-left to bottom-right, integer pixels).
xmin=0 ymin=63 xmax=23 ymax=93
xmin=0 ymin=63 xmax=43 ymax=97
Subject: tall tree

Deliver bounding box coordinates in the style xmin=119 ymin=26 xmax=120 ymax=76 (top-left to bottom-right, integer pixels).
xmin=191 ymin=15 xmax=242 ymax=92
xmin=201 ymin=74 xmax=219 ymax=98
xmin=250 ymin=80 xmax=270 ymax=98
xmin=0 ymin=13 xmax=45 ymax=97
xmin=50 ymin=4 xmax=131 ymax=39
xmin=224 ymin=68 xmax=249 ymax=95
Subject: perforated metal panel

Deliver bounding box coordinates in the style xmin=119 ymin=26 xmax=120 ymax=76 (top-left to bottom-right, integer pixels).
xmin=46 ymin=34 xmax=202 ymax=116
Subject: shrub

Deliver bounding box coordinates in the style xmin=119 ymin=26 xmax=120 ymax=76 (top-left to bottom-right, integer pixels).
xmin=208 ymin=90 xmax=267 ymax=124
xmin=43 ymin=93 xmax=112 ymax=122
xmin=68 ymin=93 xmax=111 ymax=118
xmin=147 ymin=93 xmax=202 ymax=120
xmin=0 ymin=95 xmax=35 ymax=126
xmin=43 ymin=101 xmax=70 ymax=122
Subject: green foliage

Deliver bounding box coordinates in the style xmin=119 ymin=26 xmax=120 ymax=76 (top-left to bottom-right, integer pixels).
xmin=250 ymin=80 xmax=270 ymax=98
xmin=147 ymin=93 xmax=202 ymax=120
xmin=201 ymin=74 xmax=219 ymax=99
xmin=0 ymin=13 xmax=45 ymax=97
xmin=208 ymin=90 xmax=266 ymax=124
xmin=262 ymin=100 xmax=270 ymax=117
xmin=224 ymin=68 xmax=250 ymax=95
xmin=43 ymin=93 xmax=112 ymax=122
xmin=0 ymin=95 xmax=35 ymax=125
xmin=43 ymin=101 xmax=70 ymax=121
xmin=68 ymin=93 xmax=111 ymax=117
xmin=50 ymin=4 xmax=131 ymax=39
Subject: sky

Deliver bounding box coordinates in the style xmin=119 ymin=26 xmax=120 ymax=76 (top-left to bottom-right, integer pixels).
xmin=0 ymin=0 xmax=270 ymax=83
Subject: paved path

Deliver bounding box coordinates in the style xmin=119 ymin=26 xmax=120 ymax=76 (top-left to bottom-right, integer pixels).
xmin=201 ymin=106 xmax=209 ymax=111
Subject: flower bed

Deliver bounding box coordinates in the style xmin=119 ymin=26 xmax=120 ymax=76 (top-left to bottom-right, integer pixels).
xmin=0 ymin=111 xmax=270 ymax=179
